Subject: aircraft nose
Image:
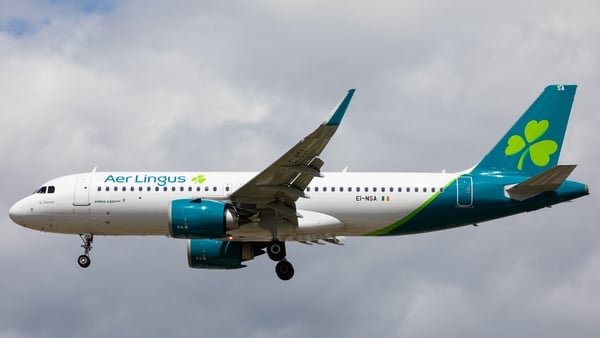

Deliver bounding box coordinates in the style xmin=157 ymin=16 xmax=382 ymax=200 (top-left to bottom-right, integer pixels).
xmin=8 ymin=199 xmax=29 ymax=226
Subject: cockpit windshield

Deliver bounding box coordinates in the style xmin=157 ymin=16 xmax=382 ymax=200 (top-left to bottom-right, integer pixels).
xmin=33 ymin=186 xmax=55 ymax=194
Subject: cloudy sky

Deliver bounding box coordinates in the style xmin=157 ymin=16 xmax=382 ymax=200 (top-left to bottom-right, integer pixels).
xmin=1 ymin=0 xmax=599 ymax=337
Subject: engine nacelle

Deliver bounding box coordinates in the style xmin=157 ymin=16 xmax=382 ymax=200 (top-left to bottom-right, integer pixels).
xmin=187 ymin=239 xmax=257 ymax=269
xmin=169 ymin=199 xmax=239 ymax=238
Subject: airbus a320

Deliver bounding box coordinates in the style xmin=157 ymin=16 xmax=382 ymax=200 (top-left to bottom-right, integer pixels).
xmin=9 ymin=85 xmax=589 ymax=280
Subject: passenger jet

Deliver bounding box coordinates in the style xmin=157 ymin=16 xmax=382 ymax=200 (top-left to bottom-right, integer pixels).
xmin=8 ymin=85 xmax=589 ymax=280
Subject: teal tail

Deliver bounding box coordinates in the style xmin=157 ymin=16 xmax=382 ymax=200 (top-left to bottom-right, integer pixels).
xmin=473 ymin=84 xmax=577 ymax=175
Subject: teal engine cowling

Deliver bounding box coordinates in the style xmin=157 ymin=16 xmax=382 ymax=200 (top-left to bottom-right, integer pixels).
xmin=169 ymin=199 xmax=239 ymax=238
xmin=187 ymin=239 xmax=260 ymax=269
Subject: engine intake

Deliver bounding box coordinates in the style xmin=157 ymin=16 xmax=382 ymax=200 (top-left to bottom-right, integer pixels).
xmin=169 ymin=199 xmax=238 ymax=238
xmin=187 ymin=239 xmax=258 ymax=269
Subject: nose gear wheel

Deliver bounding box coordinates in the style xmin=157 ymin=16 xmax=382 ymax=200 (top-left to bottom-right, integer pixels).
xmin=77 ymin=233 xmax=93 ymax=268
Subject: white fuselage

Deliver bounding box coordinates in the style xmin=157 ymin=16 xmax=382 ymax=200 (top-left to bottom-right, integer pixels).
xmin=9 ymin=171 xmax=459 ymax=241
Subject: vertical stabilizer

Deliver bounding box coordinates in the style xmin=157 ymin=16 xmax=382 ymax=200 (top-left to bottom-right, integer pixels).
xmin=473 ymin=85 xmax=577 ymax=175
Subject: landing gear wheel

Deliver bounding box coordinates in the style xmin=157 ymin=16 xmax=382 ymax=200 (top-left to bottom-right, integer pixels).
xmin=77 ymin=254 xmax=91 ymax=268
xmin=78 ymin=233 xmax=93 ymax=269
xmin=275 ymin=260 xmax=294 ymax=281
xmin=267 ymin=241 xmax=286 ymax=261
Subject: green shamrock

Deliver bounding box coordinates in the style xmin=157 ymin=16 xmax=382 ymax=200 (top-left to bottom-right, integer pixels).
xmin=191 ymin=174 xmax=206 ymax=184
xmin=504 ymin=120 xmax=558 ymax=170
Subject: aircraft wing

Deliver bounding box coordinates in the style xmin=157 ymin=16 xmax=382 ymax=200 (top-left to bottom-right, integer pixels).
xmin=229 ymin=89 xmax=355 ymax=231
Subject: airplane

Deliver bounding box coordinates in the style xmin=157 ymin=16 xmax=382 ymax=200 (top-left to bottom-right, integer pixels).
xmin=8 ymin=84 xmax=589 ymax=281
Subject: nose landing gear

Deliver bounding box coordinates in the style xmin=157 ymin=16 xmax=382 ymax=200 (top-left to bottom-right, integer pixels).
xmin=77 ymin=233 xmax=93 ymax=268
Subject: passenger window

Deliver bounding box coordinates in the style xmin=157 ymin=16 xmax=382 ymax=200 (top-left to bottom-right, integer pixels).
xmin=204 ymin=186 xmax=209 ymax=192
xmin=406 ymin=187 xmax=410 ymax=192
xmin=163 ymin=187 xmax=168 ymax=192
xmin=373 ymin=187 xmax=377 ymax=192
xmin=348 ymin=187 xmax=352 ymax=192
xmin=331 ymin=187 xmax=336 ymax=192
xmin=188 ymin=187 xmax=192 ymax=192
xmin=171 ymin=186 xmax=176 ymax=192
xmin=390 ymin=187 xmax=394 ymax=192
xmin=97 ymin=187 xmax=102 ymax=192
xmin=306 ymin=187 xmax=311 ymax=192
xmin=213 ymin=186 xmax=217 ymax=192
xmin=415 ymin=187 xmax=419 ymax=192
xmin=356 ymin=187 xmax=360 ymax=192
xmin=381 ymin=187 xmax=385 ymax=193
xmin=155 ymin=187 xmax=160 ymax=192
xmin=440 ymin=187 xmax=444 ymax=193
xmin=323 ymin=187 xmax=327 ymax=192
xmin=122 ymin=186 xmax=127 ymax=192
xmin=423 ymin=187 xmax=427 ymax=193
xmin=114 ymin=187 xmax=118 ymax=191
xmin=225 ymin=186 xmax=230 ymax=192
xmin=432 ymin=187 xmax=436 ymax=192
xmin=147 ymin=186 xmax=151 ymax=192
xmin=315 ymin=187 xmax=319 ymax=192
xmin=139 ymin=186 xmax=143 ymax=192
xmin=398 ymin=187 xmax=402 ymax=192
xmin=196 ymin=186 xmax=201 ymax=192
xmin=105 ymin=186 xmax=110 ymax=192
xmin=340 ymin=187 xmax=344 ymax=192
xmin=365 ymin=187 xmax=369 ymax=192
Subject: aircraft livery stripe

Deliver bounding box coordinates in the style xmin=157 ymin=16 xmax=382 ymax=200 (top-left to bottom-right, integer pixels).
xmin=366 ymin=177 xmax=458 ymax=236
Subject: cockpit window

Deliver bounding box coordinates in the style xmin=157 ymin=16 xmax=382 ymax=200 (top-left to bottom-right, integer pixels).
xmin=34 ymin=186 xmax=55 ymax=194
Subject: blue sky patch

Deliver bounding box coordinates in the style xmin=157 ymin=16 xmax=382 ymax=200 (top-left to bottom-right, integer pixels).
xmin=49 ymin=0 xmax=116 ymax=14
xmin=3 ymin=17 xmax=31 ymax=38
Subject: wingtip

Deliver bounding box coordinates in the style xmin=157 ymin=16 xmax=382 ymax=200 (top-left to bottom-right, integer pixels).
xmin=326 ymin=89 xmax=356 ymax=126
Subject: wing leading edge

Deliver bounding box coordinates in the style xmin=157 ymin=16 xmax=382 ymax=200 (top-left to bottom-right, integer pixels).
xmin=229 ymin=89 xmax=355 ymax=236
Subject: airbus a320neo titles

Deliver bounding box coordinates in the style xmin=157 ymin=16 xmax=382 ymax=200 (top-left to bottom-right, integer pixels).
xmin=9 ymin=85 xmax=589 ymax=280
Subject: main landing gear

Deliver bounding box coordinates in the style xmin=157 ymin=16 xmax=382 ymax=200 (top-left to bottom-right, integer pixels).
xmin=267 ymin=240 xmax=294 ymax=281
xmin=77 ymin=233 xmax=93 ymax=268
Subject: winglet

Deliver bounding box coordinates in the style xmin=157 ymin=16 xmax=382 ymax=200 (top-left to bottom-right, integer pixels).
xmin=325 ymin=89 xmax=356 ymax=126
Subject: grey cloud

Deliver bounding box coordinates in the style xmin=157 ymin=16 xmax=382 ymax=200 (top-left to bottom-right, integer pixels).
xmin=1 ymin=1 xmax=599 ymax=338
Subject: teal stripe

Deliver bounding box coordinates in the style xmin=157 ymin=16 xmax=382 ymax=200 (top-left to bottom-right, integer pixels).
xmin=367 ymin=178 xmax=456 ymax=236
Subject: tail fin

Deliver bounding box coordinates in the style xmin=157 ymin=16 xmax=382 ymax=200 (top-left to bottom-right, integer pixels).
xmin=473 ymin=84 xmax=577 ymax=175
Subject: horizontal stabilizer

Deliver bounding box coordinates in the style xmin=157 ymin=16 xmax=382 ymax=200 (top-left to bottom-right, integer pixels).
xmin=506 ymin=164 xmax=577 ymax=201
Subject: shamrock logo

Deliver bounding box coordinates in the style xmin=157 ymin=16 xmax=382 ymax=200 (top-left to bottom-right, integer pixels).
xmin=504 ymin=119 xmax=558 ymax=170
xmin=191 ymin=174 xmax=206 ymax=184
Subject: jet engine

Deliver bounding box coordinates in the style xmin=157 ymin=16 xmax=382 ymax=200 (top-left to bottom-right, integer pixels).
xmin=187 ymin=239 xmax=261 ymax=269
xmin=169 ymin=199 xmax=238 ymax=238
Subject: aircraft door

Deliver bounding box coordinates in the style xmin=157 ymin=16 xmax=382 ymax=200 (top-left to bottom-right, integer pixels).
xmin=456 ymin=175 xmax=473 ymax=208
xmin=73 ymin=174 xmax=92 ymax=206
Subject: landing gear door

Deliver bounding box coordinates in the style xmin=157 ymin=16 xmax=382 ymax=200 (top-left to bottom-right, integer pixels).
xmin=74 ymin=174 xmax=92 ymax=206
